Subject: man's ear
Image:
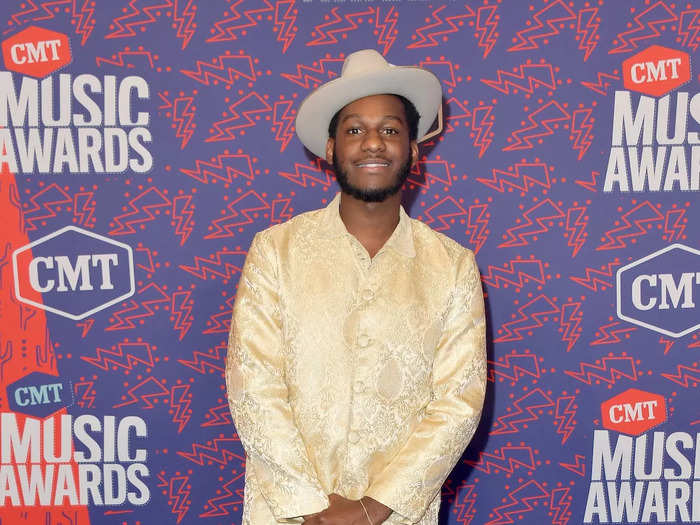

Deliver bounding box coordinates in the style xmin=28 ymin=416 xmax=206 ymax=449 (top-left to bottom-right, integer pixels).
xmin=325 ymin=137 xmax=334 ymax=165
xmin=410 ymin=140 xmax=419 ymax=168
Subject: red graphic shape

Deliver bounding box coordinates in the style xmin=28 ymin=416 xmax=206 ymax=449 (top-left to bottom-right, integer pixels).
xmin=488 ymin=351 xmax=541 ymax=384
xmin=570 ymin=107 xmax=594 ymax=160
xmin=494 ymin=294 xmax=559 ymax=343
xmin=499 ymin=199 xmax=565 ymax=249
xmin=477 ymin=161 xmax=551 ymax=194
xmin=81 ymin=340 xmax=156 ymax=372
xmin=22 ymin=183 xmax=72 ymax=231
xmin=156 ymin=473 xmax=191 ymax=523
xmin=565 ymin=355 xmax=637 ymax=385
xmin=610 ymin=1 xmax=677 ymax=54
xmin=199 ymin=473 xmax=245 ymax=517
xmin=272 ymin=99 xmax=295 ymax=152
xmin=106 ymin=0 xmax=172 ymax=39
xmin=113 ymin=376 xmax=169 ymax=409
xmin=554 ymin=395 xmax=577 ymax=443
xmin=178 ymin=342 xmax=227 ymax=374
xmin=178 ymin=435 xmax=244 ymax=466
xmin=503 ymin=101 xmax=570 ymax=151
xmin=465 ymin=203 xmax=489 ymax=254
xmin=490 ymin=388 xmax=554 ymax=435
xmin=109 ymin=187 xmax=172 ymax=235
xmin=2 ymin=25 xmax=71 ymax=77
xmin=476 ymin=5 xmax=498 ymax=58
xmin=661 ymin=364 xmax=700 ymax=387
xmin=559 ymin=302 xmax=583 ymax=351
xmin=482 ymin=258 xmax=545 ymax=290
xmin=181 ymin=52 xmax=256 ymax=86
xmin=565 ymin=206 xmax=588 ymax=257
xmin=581 ymin=71 xmax=620 ymax=95
xmin=596 ymin=201 xmax=664 ymax=251
xmin=576 ymin=7 xmax=600 ymax=61
xmin=590 ymin=320 xmax=637 ymax=345
xmin=485 ymin=479 xmax=549 ymax=525
xmin=171 ymin=289 xmax=194 ymax=340
xmin=453 ymin=483 xmax=477 ymax=525
xmin=407 ymin=5 xmax=474 ymax=49
xmin=206 ymin=191 xmax=270 ymax=240
xmin=471 ymin=105 xmax=494 ymax=158
xmin=678 ymin=8 xmax=700 ymax=52
xmin=422 ymin=196 xmax=467 ymax=232
xmin=550 ymin=486 xmax=573 ymax=525
xmin=179 ymin=247 xmax=245 ymax=282
xmin=206 ymin=92 xmax=272 ymax=142
xmin=307 ymin=7 xmax=374 ymax=46
xmin=279 ymin=159 xmax=334 ymax=189
xmin=622 ymin=45 xmax=690 ymax=96
xmin=172 ymin=195 xmax=195 ymax=246
xmin=601 ymin=388 xmax=667 ymax=435
xmin=170 ymin=383 xmax=192 ymax=433
xmin=106 ymin=282 xmax=170 ymax=331
xmin=570 ymin=260 xmax=620 ymax=292
xmin=508 ymin=0 xmax=575 ymax=51
xmin=481 ymin=63 xmax=556 ymax=95
xmin=281 ymin=56 xmax=344 ymax=89
xmin=375 ymin=6 xmax=399 ymax=55
xmin=181 ymin=152 xmax=255 ymax=184
xmin=559 ymin=454 xmax=586 ymax=477
xmin=465 ymin=445 xmax=536 ymax=474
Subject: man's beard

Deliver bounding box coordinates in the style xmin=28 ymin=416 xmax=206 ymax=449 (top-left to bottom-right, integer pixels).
xmin=333 ymin=150 xmax=412 ymax=203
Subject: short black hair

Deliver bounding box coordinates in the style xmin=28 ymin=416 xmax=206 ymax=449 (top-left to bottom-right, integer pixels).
xmin=327 ymin=94 xmax=421 ymax=142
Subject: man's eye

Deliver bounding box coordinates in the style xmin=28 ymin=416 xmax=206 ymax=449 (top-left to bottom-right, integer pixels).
xmin=382 ymin=128 xmax=399 ymax=135
xmin=347 ymin=128 xmax=362 ymax=135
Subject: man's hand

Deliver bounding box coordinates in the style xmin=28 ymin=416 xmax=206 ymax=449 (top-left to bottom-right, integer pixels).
xmin=303 ymin=494 xmax=392 ymax=525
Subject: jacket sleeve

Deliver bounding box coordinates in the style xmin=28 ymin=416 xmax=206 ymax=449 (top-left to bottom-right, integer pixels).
xmin=226 ymin=232 xmax=328 ymax=521
xmin=365 ymin=250 xmax=487 ymax=523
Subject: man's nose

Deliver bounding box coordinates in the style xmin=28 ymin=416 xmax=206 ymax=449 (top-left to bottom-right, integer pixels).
xmin=361 ymin=129 xmax=386 ymax=152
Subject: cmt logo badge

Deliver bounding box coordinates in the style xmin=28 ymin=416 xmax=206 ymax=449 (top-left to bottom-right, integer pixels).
xmin=1 ymin=25 xmax=71 ymax=78
xmin=601 ymin=388 xmax=666 ymax=436
xmin=12 ymin=226 xmax=135 ymax=320
xmin=622 ymin=45 xmax=690 ymax=97
xmin=616 ymin=244 xmax=700 ymax=337
xmin=7 ymin=372 xmax=73 ymax=418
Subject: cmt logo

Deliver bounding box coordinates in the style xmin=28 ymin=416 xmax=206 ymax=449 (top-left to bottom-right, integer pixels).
xmin=616 ymin=244 xmax=700 ymax=337
xmin=12 ymin=226 xmax=135 ymax=320
xmin=601 ymin=388 xmax=666 ymax=436
xmin=7 ymin=372 xmax=73 ymax=418
xmin=1 ymin=26 xmax=71 ymax=78
xmin=622 ymin=45 xmax=690 ymax=97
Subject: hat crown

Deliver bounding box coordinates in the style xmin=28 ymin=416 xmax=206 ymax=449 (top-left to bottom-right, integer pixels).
xmin=341 ymin=49 xmax=392 ymax=77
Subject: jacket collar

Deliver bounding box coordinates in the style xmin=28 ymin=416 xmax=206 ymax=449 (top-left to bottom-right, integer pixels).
xmin=318 ymin=193 xmax=416 ymax=258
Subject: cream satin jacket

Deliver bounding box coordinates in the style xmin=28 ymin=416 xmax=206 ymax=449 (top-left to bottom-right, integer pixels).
xmin=226 ymin=194 xmax=486 ymax=524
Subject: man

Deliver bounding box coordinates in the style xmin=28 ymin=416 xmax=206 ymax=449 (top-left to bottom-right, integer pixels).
xmin=226 ymin=49 xmax=486 ymax=525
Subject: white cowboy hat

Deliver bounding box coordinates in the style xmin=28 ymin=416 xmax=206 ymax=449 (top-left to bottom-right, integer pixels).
xmin=295 ymin=49 xmax=443 ymax=159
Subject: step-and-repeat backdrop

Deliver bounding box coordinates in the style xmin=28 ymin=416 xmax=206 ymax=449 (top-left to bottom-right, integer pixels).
xmin=1 ymin=1 xmax=698 ymax=524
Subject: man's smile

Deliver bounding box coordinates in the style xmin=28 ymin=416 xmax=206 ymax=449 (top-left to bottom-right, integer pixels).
xmin=355 ymin=158 xmax=391 ymax=169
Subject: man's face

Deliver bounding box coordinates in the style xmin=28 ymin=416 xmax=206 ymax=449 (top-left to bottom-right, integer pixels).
xmin=326 ymin=94 xmax=418 ymax=203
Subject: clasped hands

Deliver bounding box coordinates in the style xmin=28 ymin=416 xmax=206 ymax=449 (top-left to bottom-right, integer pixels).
xmin=303 ymin=493 xmax=392 ymax=525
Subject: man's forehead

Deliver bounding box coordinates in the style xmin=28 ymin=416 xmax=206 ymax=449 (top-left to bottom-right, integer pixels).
xmin=338 ymin=94 xmax=406 ymax=121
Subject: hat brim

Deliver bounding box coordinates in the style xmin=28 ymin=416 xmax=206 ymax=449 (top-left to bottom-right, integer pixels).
xmin=295 ymin=66 xmax=442 ymax=159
